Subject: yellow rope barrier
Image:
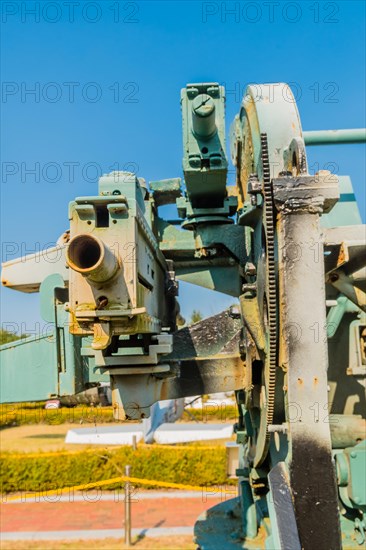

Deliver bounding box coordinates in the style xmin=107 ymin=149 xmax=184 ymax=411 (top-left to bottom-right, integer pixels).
xmin=4 ymin=475 xmax=207 ymax=502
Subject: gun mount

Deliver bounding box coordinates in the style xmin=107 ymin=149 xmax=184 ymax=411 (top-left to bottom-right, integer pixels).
xmin=65 ymin=172 xmax=177 ymax=354
xmin=1 ymin=82 xmax=366 ymax=549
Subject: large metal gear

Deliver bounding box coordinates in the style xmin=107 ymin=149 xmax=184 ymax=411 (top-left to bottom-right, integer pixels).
xmin=240 ymin=132 xmax=279 ymax=469
xmin=251 ymin=133 xmax=278 ymax=467
xmin=233 ymin=84 xmax=342 ymax=548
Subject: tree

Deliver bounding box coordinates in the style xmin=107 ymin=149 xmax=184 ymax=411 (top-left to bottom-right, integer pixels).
xmin=190 ymin=310 xmax=203 ymax=324
xmin=0 ymin=329 xmax=26 ymax=346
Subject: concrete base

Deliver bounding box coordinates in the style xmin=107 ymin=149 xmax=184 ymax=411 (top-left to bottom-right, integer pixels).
xmin=194 ymin=498 xmax=266 ymax=550
xmin=65 ymin=425 xmax=143 ymax=445
xmin=154 ymin=423 xmax=233 ymax=444
xmin=65 ymin=423 xmax=233 ymax=445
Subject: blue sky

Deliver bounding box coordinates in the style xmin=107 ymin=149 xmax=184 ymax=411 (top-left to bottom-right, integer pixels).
xmin=1 ymin=0 xmax=365 ymax=333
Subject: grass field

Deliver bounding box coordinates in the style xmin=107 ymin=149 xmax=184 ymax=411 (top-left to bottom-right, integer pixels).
xmin=0 ymin=423 xmax=105 ymax=453
xmin=0 ymin=422 xmax=233 ymax=453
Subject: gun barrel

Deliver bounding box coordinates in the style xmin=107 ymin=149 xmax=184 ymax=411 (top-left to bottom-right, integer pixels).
xmin=303 ymin=128 xmax=366 ymax=145
xmin=66 ymin=234 xmax=119 ymax=283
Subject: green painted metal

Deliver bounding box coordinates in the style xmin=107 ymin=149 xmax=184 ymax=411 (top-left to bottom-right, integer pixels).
xmin=303 ymin=128 xmax=366 ymax=145
xmin=336 ymin=440 xmax=366 ymax=509
xmin=321 ymin=176 xmax=362 ymax=227
xmin=66 ymin=171 xmax=177 ymax=352
xmin=0 ymin=332 xmax=59 ymax=403
xmin=1 ymin=80 xmax=366 ymax=549
xmin=326 ymin=296 xmax=360 ymax=338
xmin=180 ymin=83 xmax=233 ymax=228
xmin=0 ymin=274 xmax=109 ymax=404
xmin=181 ymin=83 xmax=228 ymax=206
xmin=335 ymin=440 xmax=366 ymax=546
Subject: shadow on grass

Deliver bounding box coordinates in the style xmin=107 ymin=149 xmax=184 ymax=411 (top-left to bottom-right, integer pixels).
xmin=27 ymin=434 xmax=65 ymax=439
xmin=133 ymin=519 xmax=166 ymax=546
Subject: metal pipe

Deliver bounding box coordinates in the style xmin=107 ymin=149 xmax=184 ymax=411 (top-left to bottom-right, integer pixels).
xmin=124 ymin=464 xmax=132 ymax=547
xmin=303 ymin=128 xmax=366 ymax=146
xmin=192 ymin=93 xmax=217 ymax=140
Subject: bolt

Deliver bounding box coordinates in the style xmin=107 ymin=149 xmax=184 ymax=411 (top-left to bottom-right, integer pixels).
xmin=329 ymin=273 xmax=339 ymax=283
xmin=96 ymin=296 xmax=109 ymax=309
xmin=316 ymin=170 xmax=331 ymax=177
xmin=242 ymin=283 xmax=257 ymax=294
xmin=247 ymin=173 xmax=262 ymax=195
xmin=244 ymin=262 xmax=256 ymax=276
xmin=278 ymin=170 xmax=292 ymax=177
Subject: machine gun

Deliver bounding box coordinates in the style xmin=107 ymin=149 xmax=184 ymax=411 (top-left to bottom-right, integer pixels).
xmin=1 ymin=82 xmax=366 ymax=549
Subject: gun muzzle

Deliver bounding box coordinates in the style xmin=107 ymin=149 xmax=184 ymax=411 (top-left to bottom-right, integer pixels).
xmin=192 ymin=93 xmax=217 ymax=140
xmin=66 ymin=234 xmax=119 ymax=284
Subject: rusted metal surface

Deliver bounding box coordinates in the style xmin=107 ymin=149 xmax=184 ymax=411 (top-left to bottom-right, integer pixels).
xmin=267 ymin=463 xmax=301 ymax=550
xmin=149 ymin=178 xmax=182 ymax=207
xmin=110 ymin=309 xmax=244 ymax=420
xmin=168 ymin=309 xmax=242 ymax=359
xmin=230 ymin=83 xmax=354 ymax=548
xmin=323 ymin=225 xmax=366 ymax=311
xmin=110 ymin=355 xmax=244 ymax=420
xmin=275 ymin=201 xmax=341 ymax=549
xmin=329 ymin=415 xmax=366 ymax=448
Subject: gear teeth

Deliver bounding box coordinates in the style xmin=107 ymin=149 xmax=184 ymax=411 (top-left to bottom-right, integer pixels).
xmin=260 ymin=133 xmax=277 ymax=450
